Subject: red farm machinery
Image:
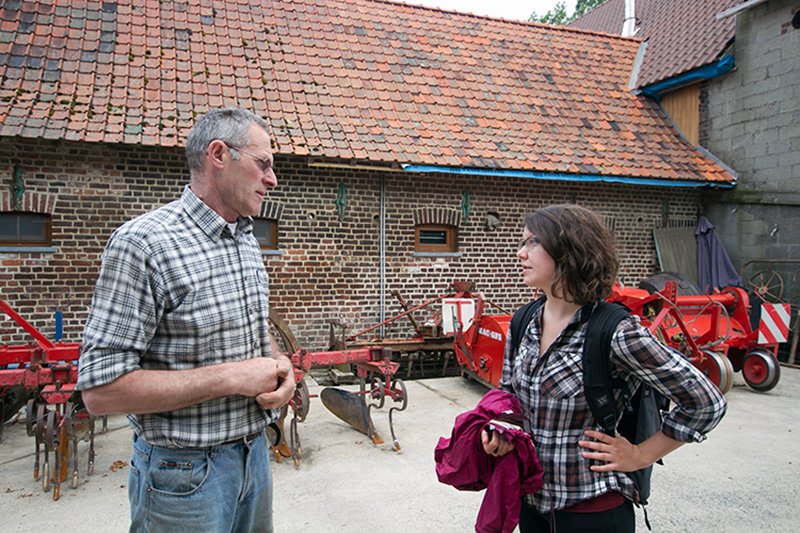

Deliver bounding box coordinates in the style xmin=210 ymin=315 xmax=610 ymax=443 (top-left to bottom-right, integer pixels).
xmin=4 ymin=274 xmax=791 ymax=483
xmin=269 ymin=281 xmax=505 ymax=465
xmin=453 ymin=276 xmax=790 ymax=393
xmin=1 ymin=298 xmax=101 ymax=500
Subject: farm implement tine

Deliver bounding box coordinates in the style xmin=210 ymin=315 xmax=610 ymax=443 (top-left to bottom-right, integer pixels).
xmin=388 ymin=379 xmax=408 ymax=451
xmin=320 ymin=387 xmax=383 ymax=445
xmin=270 ymin=378 xmax=310 ymax=466
xmin=271 ymin=408 xmax=293 ymax=462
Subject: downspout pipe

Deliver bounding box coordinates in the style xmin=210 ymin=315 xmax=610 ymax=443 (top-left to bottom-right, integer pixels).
xmin=379 ymin=175 xmax=386 ymax=336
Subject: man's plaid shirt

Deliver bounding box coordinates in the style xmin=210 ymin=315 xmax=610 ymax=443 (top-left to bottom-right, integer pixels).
xmin=77 ymin=186 xmax=279 ymax=448
xmin=500 ymin=299 xmax=727 ymax=513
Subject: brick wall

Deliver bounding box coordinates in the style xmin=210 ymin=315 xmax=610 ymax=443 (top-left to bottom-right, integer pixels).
xmin=1 ymin=138 xmax=701 ymax=349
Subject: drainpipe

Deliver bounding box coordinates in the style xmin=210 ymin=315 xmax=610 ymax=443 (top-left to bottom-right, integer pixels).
xmin=379 ymin=175 xmax=386 ymax=336
xmin=622 ymin=0 xmax=637 ymax=37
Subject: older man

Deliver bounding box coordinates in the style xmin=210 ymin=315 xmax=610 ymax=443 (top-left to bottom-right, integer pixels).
xmin=77 ymin=108 xmax=293 ymax=532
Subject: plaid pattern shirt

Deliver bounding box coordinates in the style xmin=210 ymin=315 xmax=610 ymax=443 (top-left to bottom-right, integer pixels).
xmin=500 ymin=299 xmax=727 ymax=513
xmin=77 ymin=186 xmax=278 ymax=448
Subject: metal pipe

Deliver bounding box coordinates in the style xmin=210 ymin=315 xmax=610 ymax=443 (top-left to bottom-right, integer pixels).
xmin=379 ymin=175 xmax=386 ymax=337
xmin=671 ymin=293 xmax=738 ymax=308
xmin=0 ymin=298 xmax=55 ymax=349
xmin=622 ymin=0 xmax=637 ymax=36
xmin=347 ymin=293 xmax=449 ymax=341
xmin=789 ymin=309 xmax=800 ymax=365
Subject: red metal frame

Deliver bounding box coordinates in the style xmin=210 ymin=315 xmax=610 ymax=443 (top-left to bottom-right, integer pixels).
xmin=454 ymin=281 xmax=783 ymax=392
xmin=1 ymin=298 xmax=81 ymax=401
xmin=1 ymin=297 xmax=97 ymax=501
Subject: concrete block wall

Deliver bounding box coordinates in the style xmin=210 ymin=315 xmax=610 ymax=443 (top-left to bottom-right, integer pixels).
xmin=1 ymin=138 xmax=701 ymax=349
xmin=704 ymin=1 xmax=799 ymax=188
xmin=702 ymin=0 xmax=800 ymax=303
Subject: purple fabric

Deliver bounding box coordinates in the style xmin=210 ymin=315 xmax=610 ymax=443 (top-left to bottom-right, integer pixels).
xmin=696 ymin=216 xmax=742 ymax=293
xmin=435 ymin=389 xmax=544 ymax=533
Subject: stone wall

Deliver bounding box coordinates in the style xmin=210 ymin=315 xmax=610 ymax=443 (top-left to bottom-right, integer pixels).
xmin=1 ymin=137 xmax=701 ymax=349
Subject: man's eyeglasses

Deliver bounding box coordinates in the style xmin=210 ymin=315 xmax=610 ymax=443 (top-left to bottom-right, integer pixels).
xmin=223 ymin=142 xmax=273 ymax=173
xmin=517 ymin=235 xmax=541 ymax=252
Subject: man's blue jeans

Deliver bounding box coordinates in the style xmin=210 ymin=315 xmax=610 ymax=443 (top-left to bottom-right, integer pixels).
xmin=129 ymin=432 xmax=273 ymax=533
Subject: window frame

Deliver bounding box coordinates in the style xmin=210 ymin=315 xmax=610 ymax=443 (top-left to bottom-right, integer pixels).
xmin=251 ymin=217 xmax=278 ymax=250
xmin=415 ymin=223 xmax=457 ymax=253
xmin=0 ymin=212 xmax=52 ymax=247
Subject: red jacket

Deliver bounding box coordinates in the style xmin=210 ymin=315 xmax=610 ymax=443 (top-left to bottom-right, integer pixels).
xmin=435 ymin=389 xmax=544 ymax=533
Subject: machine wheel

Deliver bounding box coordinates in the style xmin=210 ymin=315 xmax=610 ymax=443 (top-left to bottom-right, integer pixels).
xmin=292 ymin=378 xmax=310 ymax=423
xmin=714 ymin=352 xmax=734 ymax=395
xmin=369 ymin=376 xmax=386 ymax=409
xmin=746 ymin=270 xmax=784 ymax=303
xmin=25 ymin=398 xmax=37 ymax=437
xmin=696 ymin=351 xmax=734 ymax=394
xmin=742 ymin=349 xmax=780 ymax=392
xmin=268 ymin=308 xmax=301 ymax=354
xmin=1 ymin=386 xmax=29 ymax=423
xmin=390 ymin=378 xmax=408 ymax=411
xmin=639 ymin=272 xmax=702 ymax=296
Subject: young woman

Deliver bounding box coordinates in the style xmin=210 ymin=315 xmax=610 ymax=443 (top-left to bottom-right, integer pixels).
xmin=482 ymin=204 xmax=727 ymax=532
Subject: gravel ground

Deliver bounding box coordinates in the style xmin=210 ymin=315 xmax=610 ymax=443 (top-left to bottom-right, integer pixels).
xmin=1 ymin=369 xmax=798 ymax=532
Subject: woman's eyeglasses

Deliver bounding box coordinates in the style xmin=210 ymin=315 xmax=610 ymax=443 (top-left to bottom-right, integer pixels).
xmin=517 ymin=235 xmax=541 ymax=252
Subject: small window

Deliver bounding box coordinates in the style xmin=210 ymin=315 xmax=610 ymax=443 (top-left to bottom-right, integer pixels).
xmin=415 ymin=224 xmax=457 ymax=253
xmin=252 ymin=217 xmax=278 ymax=250
xmin=0 ymin=212 xmax=52 ymax=246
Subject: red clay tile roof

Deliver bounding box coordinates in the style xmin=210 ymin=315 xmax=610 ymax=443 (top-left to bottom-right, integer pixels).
xmin=0 ymin=0 xmax=733 ymax=184
xmin=570 ymin=0 xmax=737 ymax=88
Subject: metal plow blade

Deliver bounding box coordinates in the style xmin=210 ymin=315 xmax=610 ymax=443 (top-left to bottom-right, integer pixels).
xmin=320 ymin=387 xmax=384 ymax=445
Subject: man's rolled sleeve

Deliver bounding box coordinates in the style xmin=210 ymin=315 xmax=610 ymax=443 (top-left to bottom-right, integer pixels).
xmin=77 ymin=231 xmax=161 ymax=391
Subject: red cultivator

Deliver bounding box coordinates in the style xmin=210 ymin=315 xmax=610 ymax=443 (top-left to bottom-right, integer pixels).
xmin=1 ymin=298 xmax=100 ymax=500
xmin=454 ymin=279 xmax=787 ymax=393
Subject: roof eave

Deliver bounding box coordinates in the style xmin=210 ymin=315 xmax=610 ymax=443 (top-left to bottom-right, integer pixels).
xmin=640 ymin=53 xmax=735 ymax=99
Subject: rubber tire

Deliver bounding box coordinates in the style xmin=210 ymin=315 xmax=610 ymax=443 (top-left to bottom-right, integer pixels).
xmin=707 ymin=352 xmax=734 ymax=395
xmin=742 ymin=349 xmax=781 ymax=392
xmin=638 ymin=271 xmax=703 ymax=296
xmin=1 ymin=386 xmax=30 ymax=423
xmin=696 ymin=351 xmax=734 ymax=395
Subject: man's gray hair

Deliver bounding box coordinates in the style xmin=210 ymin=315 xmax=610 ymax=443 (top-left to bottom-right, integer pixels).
xmin=185 ymin=108 xmax=270 ymax=173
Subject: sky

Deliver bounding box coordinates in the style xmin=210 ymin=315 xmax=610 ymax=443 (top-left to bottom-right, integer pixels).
xmin=400 ymin=0 xmax=578 ymax=21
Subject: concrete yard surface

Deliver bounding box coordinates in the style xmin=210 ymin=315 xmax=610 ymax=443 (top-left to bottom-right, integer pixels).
xmin=1 ymin=370 xmax=799 ymax=532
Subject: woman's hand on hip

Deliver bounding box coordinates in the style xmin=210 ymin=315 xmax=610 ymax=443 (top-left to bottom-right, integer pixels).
xmin=579 ymin=429 xmax=645 ymax=472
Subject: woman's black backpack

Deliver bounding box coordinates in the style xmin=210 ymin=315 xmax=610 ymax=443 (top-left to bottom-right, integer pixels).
xmin=510 ymin=299 xmax=665 ymax=510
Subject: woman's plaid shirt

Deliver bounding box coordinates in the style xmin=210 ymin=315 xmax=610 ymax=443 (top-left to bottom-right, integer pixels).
xmin=500 ymin=300 xmax=727 ymax=512
xmin=77 ymin=186 xmax=279 ymax=448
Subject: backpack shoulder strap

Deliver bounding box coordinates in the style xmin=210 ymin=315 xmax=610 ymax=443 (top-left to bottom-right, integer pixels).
xmin=510 ymin=298 xmax=545 ymax=357
xmin=583 ymin=301 xmax=630 ymax=435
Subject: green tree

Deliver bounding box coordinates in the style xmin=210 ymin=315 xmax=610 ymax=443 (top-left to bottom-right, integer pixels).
xmin=530 ymin=0 xmax=605 ymax=25
xmin=530 ymin=1 xmax=569 ymax=25
xmin=574 ymin=0 xmax=605 ymax=18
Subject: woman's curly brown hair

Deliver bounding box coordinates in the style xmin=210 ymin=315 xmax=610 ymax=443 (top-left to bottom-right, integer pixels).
xmin=524 ymin=204 xmax=619 ymax=305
